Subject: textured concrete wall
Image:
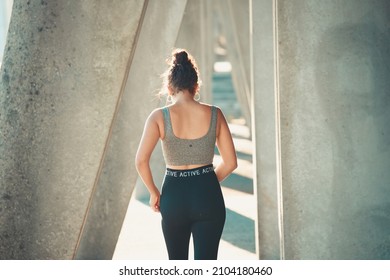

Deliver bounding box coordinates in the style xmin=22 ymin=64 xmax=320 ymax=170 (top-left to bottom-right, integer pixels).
xmin=278 ymin=0 xmax=390 ymax=259
xmin=251 ymin=0 xmax=283 ymax=260
xmin=0 ymin=0 xmax=145 ymax=259
xmin=74 ymin=0 xmax=187 ymax=259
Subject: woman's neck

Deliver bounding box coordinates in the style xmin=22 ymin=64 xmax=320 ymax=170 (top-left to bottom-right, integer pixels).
xmin=171 ymin=90 xmax=196 ymax=105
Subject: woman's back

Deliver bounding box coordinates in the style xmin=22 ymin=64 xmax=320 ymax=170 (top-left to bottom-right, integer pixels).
xmin=165 ymin=103 xmax=213 ymax=140
xmin=161 ymin=102 xmax=218 ymax=168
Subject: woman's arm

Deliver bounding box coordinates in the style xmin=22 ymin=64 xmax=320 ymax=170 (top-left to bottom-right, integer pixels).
xmin=214 ymin=108 xmax=238 ymax=182
xmin=135 ymin=109 xmax=162 ymax=212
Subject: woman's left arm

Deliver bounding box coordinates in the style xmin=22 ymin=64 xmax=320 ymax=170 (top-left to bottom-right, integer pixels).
xmin=214 ymin=108 xmax=238 ymax=182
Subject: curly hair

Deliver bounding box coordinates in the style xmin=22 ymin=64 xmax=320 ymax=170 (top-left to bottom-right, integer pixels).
xmin=162 ymin=49 xmax=201 ymax=96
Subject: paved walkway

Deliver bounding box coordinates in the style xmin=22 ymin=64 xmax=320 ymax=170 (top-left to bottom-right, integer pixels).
xmin=113 ymin=122 xmax=257 ymax=260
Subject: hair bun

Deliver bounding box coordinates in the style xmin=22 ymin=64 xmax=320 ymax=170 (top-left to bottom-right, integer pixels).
xmin=174 ymin=51 xmax=189 ymax=65
xmin=163 ymin=48 xmax=200 ymax=95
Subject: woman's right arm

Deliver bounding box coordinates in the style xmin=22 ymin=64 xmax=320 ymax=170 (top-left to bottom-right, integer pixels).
xmin=135 ymin=109 xmax=162 ymax=212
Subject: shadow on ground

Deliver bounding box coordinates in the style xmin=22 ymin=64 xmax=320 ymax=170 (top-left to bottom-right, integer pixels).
xmin=223 ymin=173 xmax=253 ymax=194
xmin=222 ymin=208 xmax=256 ymax=253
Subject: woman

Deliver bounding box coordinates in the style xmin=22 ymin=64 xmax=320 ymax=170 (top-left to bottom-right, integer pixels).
xmin=135 ymin=49 xmax=237 ymax=260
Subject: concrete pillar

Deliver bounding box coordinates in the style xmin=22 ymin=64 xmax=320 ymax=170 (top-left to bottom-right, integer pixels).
xmin=0 ymin=0 xmax=146 ymax=259
xmin=217 ymin=0 xmax=252 ymax=128
xmin=175 ymin=0 xmax=203 ymax=98
xmin=173 ymin=0 xmax=213 ymax=105
xmin=199 ymin=0 xmax=213 ymax=104
xmin=250 ymin=0 xmax=283 ymax=259
xmin=74 ymin=0 xmax=187 ymax=259
xmin=278 ymin=0 xmax=390 ymax=259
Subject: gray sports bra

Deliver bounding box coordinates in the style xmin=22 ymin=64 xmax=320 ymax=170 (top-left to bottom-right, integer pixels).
xmin=161 ymin=106 xmax=218 ymax=166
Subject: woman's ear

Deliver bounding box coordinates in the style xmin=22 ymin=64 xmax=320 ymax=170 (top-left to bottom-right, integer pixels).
xmin=168 ymin=85 xmax=174 ymax=95
xmin=194 ymin=83 xmax=199 ymax=94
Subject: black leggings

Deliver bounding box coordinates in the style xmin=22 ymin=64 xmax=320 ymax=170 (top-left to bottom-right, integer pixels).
xmin=160 ymin=164 xmax=226 ymax=260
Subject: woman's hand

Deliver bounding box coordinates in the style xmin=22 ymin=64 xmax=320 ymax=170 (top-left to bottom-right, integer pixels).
xmin=149 ymin=189 xmax=160 ymax=212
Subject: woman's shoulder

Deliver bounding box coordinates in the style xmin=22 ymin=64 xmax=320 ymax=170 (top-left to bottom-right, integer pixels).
xmin=197 ymin=103 xmax=224 ymax=122
xmin=151 ymin=105 xmax=172 ymax=113
xmin=147 ymin=107 xmax=165 ymax=122
xmin=199 ymin=102 xmax=221 ymax=111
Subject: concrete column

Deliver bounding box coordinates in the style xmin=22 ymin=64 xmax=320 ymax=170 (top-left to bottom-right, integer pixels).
xmin=199 ymin=0 xmax=213 ymax=104
xmin=175 ymin=0 xmax=202 ymax=94
xmin=250 ymin=0 xmax=283 ymax=259
xmin=217 ymin=0 xmax=252 ymax=128
xmin=74 ymin=0 xmax=187 ymax=259
xmin=173 ymin=0 xmax=213 ymax=105
xmin=0 ymin=0 xmax=146 ymax=259
xmin=278 ymin=0 xmax=390 ymax=259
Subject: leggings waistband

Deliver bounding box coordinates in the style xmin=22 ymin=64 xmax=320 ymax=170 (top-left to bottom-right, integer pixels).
xmin=165 ymin=164 xmax=214 ymax=178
